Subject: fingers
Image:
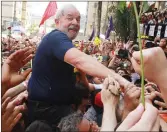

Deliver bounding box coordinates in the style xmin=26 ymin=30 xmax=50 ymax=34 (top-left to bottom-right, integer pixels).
xmin=108 ymin=75 xmax=120 ymax=96
xmin=8 ymin=49 xmax=24 ymax=60
xmin=2 ymin=99 xmax=19 ymax=121
xmin=145 ymin=86 xmax=155 ymax=93
xmin=103 ymin=77 xmax=109 ymax=90
xmin=116 ymin=104 xmax=144 ymax=131
xmin=22 ymin=55 xmax=33 ymax=66
xmin=159 ymin=110 xmax=167 ymax=114
xmin=16 ymin=91 xmax=28 ymax=104
xmin=9 ymin=113 xmax=22 ymax=130
xmin=21 ymin=68 xmax=32 ymax=79
xmin=154 ymin=91 xmax=163 ymax=99
xmin=2 ymin=97 xmax=11 ymax=114
xmin=145 ymin=92 xmax=157 ymax=103
xmin=6 ymin=105 xmax=23 ymax=125
xmin=154 ymin=100 xmax=167 ymax=108
xmin=132 ymin=103 xmax=158 ymax=131
xmin=10 ymin=69 xmax=32 ymax=87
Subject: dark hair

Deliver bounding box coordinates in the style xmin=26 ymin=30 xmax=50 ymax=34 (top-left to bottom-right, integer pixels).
xmin=117 ymin=49 xmax=129 ymax=59
xmin=145 ymin=42 xmax=158 ymax=48
xmin=134 ymin=79 xmax=147 ymax=87
xmin=25 ymin=120 xmax=53 ymax=132
xmin=116 ymin=67 xmax=129 ymax=75
xmin=58 ymin=112 xmax=83 ymax=132
xmin=86 ymin=75 xmax=94 ymax=83
xmin=73 ymin=82 xmax=90 ymax=109
xmin=122 ymin=74 xmax=132 ymax=82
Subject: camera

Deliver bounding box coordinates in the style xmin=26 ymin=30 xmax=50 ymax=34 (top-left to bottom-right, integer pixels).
xmin=117 ymin=49 xmax=129 ymax=59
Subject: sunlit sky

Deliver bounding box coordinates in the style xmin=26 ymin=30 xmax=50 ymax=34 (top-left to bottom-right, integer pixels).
xmin=28 ymin=2 xmax=87 ymax=16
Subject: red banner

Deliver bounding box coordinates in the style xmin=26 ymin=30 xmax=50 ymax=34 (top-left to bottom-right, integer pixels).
xmin=39 ymin=2 xmax=57 ymax=27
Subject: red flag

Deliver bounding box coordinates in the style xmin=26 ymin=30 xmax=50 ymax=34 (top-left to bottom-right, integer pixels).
xmin=39 ymin=2 xmax=57 ymax=27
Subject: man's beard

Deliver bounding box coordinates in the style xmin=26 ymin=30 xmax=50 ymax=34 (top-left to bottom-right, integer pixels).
xmin=59 ymin=25 xmax=79 ymax=40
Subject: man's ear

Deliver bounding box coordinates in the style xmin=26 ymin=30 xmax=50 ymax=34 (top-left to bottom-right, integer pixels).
xmin=55 ymin=19 xmax=59 ymax=26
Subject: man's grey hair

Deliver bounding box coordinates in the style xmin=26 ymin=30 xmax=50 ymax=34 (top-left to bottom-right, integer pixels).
xmin=55 ymin=4 xmax=79 ymax=20
xmin=58 ymin=112 xmax=83 ymax=131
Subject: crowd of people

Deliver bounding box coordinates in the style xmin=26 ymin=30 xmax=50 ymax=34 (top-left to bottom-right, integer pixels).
xmin=140 ymin=9 xmax=167 ymax=24
xmin=1 ymin=4 xmax=167 ymax=132
xmin=1 ymin=35 xmax=40 ymax=66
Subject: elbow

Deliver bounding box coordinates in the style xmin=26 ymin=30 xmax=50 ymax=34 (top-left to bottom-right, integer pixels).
xmin=73 ymin=55 xmax=86 ymax=69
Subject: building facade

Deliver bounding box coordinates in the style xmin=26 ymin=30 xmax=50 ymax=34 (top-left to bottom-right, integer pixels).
xmin=2 ymin=2 xmax=15 ymax=30
xmin=85 ymin=1 xmax=117 ymax=39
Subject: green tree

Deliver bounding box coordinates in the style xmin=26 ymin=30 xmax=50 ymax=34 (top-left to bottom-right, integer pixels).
xmin=114 ymin=2 xmax=137 ymax=42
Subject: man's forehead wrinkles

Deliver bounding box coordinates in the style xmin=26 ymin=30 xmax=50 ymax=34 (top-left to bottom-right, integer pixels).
xmin=66 ymin=13 xmax=80 ymax=18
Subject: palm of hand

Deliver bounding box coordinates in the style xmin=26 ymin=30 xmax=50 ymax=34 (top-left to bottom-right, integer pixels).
xmin=2 ymin=48 xmax=32 ymax=89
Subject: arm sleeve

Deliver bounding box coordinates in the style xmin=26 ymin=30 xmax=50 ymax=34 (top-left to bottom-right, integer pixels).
xmin=49 ymin=31 xmax=74 ymax=61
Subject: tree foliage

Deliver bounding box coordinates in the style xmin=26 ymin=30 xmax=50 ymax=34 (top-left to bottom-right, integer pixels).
xmin=114 ymin=2 xmax=137 ymax=42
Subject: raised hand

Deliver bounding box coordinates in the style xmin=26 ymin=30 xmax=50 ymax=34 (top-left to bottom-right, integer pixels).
xmin=131 ymin=47 xmax=167 ymax=83
xmin=116 ymin=103 xmax=159 ymax=131
xmin=2 ymin=97 xmax=24 ymax=132
xmin=101 ymin=75 xmax=120 ymax=106
xmin=122 ymin=84 xmax=140 ymax=120
xmin=101 ymin=75 xmax=120 ymax=131
xmin=2 ymin=47 xmax=33 ymax=96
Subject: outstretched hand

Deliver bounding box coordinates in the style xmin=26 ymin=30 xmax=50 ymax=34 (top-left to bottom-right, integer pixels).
xmin=131 ymin=47 xmax=167 ymax=83
xmin=101 ymin=75 xmax=120 ymax=107
xmin=2 ymin=97 xmax=24 ymax=132
xmin=2 ymin=47 xmax=33 ymax=96
xmin=116 ymin=103 xmax=159 ymax=131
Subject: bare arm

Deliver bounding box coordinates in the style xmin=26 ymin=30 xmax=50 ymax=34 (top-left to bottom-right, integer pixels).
xmin=100 ymin=76 xmax=119 ymax=131
xmin=108 ymin=56 xmax=116 ymax=68
xmin=65 ymin=48 xmax=112 ymax=78
xmin=64 ymin=48 xmax=130 ymax=88
xmin=155 ymin=72 xmax=167 ymax=105
xmin=101 ymin=104 xmax=117 ymax=131
xmin=2 ymin=83 xmax=26 ymax=102
xmin=131 ymin=47 xmax=167 ymax=105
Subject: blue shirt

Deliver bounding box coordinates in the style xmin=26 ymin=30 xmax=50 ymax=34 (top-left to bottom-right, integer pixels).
xmin=28 ymin=29 xmax=76 ymax=105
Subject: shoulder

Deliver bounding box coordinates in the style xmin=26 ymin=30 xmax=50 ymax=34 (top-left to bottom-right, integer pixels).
xmin=48 ymin=29 xmax=69 ymax=39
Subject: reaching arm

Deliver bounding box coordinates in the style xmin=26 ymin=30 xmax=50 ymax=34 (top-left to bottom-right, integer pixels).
xmin=64 ymin=48 xmax=130 ymax=88
xmin=2 ymin=83 xmax=26 ymax=102
xmin=101 ymin=104 xmax=117 ymax=131
xmin=100 ymin=76 xmax=120 ymax=131
xmin=108 ymin=56 xmax=116 ymax=68
xmin=65 ymin=48 xmax=112 ymax=78
xmin=131 ymin=47 xmax=167 ymax=105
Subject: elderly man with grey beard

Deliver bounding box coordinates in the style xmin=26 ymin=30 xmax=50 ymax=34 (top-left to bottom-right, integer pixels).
xmin=27 ymin=4 xmax=131 ymax=130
